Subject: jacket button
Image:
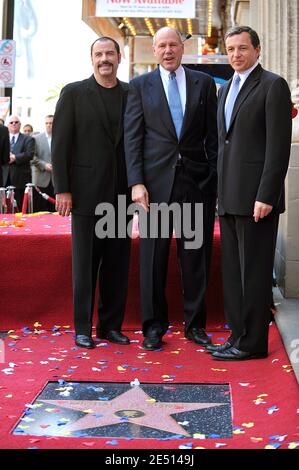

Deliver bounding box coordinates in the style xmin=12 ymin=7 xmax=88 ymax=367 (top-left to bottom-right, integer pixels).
xmin=225 ymin=140 xmax=229 ymax=144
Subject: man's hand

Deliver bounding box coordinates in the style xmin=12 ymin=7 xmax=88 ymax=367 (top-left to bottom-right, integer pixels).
xmin=132 ymin=184 xmax=149 ymax=212
xmin=253 ymin=201 xmax=273 ymax=222
xmin=56 ymin=192 xmax=72 ymax=217
xmin=45 ymin=163 xmax=52 ymax=172
xmin=9 ymin=153 xmax=16 ymax=164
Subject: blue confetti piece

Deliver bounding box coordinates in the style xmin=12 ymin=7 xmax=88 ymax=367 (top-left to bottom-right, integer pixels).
xmin=268 ymin=442 xmax=281 ymax=449
xmin=106 ymin=440 xmax=119 ymax=445
xmin=98 ymin=397 xmax=109 ymax=401
xmin=208 ymin=433 xmax=221 ymax=438
xmin=57 ymin=422 xmax=67 ymax=426
xmin=58 ymin=379 xmax=65 ymax=386
xmin=175 ymin=365 xmax=183 ymax=368
xmin=8 ymin=343 xmax=16 ymax=347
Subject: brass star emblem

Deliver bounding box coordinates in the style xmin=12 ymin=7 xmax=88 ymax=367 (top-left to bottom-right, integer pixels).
xmin=41 ymin=386 xmax=225 ymax=437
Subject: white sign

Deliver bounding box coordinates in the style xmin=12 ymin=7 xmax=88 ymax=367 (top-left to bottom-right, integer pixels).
xmin=96 ymin=0 xmax=196 ymax=19
xmin=0 ymin=40 xmax=16 ymax=88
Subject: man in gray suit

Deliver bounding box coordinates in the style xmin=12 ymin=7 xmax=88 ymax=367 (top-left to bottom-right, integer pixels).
xmin=32 ymin=115 xmax=55 ymax=211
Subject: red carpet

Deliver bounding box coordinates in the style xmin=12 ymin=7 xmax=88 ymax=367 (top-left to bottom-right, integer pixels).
xmin=0 ymin=213 xmax=223 ymax=331
xmin=0 ymin=323 xmax=298 ymax=450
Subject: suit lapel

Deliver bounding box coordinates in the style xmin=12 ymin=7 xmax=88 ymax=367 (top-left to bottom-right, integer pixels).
xmin=227 ymin=64 xmax=262 ymax=132
xmin=86 ymin=75 xmax=114 ymax=144
xmin=180 ymin=67 xmax=203 ymax=140
xmin=148 ymin=68 xmax=177 ymax=139
xmin=115 ymin=82 xmax=127 ymax=148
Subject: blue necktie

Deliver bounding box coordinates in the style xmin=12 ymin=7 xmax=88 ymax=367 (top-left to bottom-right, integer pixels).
xmin=10 ymin=135 xmax=15 ymax=152
xmin=225 ymin=74 xmax=241 ymax=131
xmin=168 ymin=72 xmax=183 ymax=138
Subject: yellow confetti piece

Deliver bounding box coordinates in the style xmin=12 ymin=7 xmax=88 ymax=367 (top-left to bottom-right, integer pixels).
xmin=265 ymin=444 xmax=277 ymax=449
xmin=9 ymin=335 xmax=19 ymax=339
xmin=211 ymin=368 xmax=227 ymax=372
xmin=233 ymin=429 xmax=245 ymax=435
xmin=172 ymin=331 xmax=181 ymax=335
xmin=58 ymin=418 xmax=70 ymax=423
xmin=145 ymin=361 xmax=153 ymax=364
xmin=146 ymin=398 xmax=156 ymax=403
xmin=34 ymin=322 xmax=42 ymax=327
xmin=288 ymin=442 xmax=299 ymax=449
xmin=193 ymin=433 xmax=206 ymax=439
xmin=45 ymin=408 xmax=58 ymax=412
xmin=170 ymin=351 xmax=180 ymax=354
xmin=18 ymin=425 xmax=30 ymax=430
xmin=194 ymin=446 xmax=206 ymax=449
xmin=242 ymin=422 xmax=254 ymax=428
xmin=282 ymin=364 xmax=291 ymax=368
xmin=153 ymin=362 xmax=161 ymax=364
xmin=257 ymin=394 xmax=268 ymax=398
xmin=83 ymin=409 xmax=94 ymax=414
xmin=162 ymin=375 xmax=170 ymax=378
xmin=117 ymin=366 xmax=126 ymax=371
xmin=251 ymin=437 xmax=263 ymax=442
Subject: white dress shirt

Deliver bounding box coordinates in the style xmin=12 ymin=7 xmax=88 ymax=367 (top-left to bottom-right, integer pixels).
xmin=159 ymin=64 xmax=187 ymax=115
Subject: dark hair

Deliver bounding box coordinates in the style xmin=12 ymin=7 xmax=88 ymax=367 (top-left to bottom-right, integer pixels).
xmin=23 ymin=124 xmax=33 ymax=132
xmin=91 ymin=37 xmax=120 ymax=55
xmin=225 ymin=26 xmax=260 ymax=48
xmin=45 ymin=114 xmax=54 ymax=119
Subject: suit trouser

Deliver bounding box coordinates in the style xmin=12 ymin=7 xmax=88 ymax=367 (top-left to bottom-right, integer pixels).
xmin=72 ymin=213 xmax=131 ymax=336
xmin=140 ymin=164 xmax=216 ymax=336
xmin=219 ymin=213 xmax=277 ymax=354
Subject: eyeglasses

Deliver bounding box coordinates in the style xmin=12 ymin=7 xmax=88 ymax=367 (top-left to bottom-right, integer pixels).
xmin=9 ymin=121 xmax=20 ymax=125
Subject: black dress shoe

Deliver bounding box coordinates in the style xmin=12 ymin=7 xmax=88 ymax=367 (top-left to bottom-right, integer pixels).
xmin=142 ymin=334 xmax=163 ymax=351
xmin=75 ymin=335 xmax=95 ymax=349
xmin=206 ymin=337 xmax=234 ymax=353
xmin=97 ymin=330 xmax=130 ymax=345
xmin=212 ymin=346 xmax=268 ymax=361
xmin=185 ymin=328 xmax=211 ymax=346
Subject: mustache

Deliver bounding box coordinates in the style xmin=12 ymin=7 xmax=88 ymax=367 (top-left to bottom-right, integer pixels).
xmin=99 ymin=61 xmax=113 ymax=67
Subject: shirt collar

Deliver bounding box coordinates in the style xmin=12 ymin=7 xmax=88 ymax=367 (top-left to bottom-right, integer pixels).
xmin=235 ymin=61 xmax=259 ymax=84
xmin=159 ymin=64 xmax=184 ymax=80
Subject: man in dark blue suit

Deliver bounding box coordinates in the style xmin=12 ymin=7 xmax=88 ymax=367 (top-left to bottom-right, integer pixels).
xmin=207 ymin=26 xmax=292 ymax=361
xmin=125 ymin=27 xmax=218 ymax=350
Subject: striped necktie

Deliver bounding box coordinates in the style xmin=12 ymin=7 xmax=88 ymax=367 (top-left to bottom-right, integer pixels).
xmin=10 ymin=135 xmax=15 ymax=151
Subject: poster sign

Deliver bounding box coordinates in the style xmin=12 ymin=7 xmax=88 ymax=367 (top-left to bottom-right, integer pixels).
xmin=0 ymin=97 xmax=11 ymax=119
xmin=96 ymin=0 xmax=196 ymax=18
xmin=0 ymin=40 xmax=16 ymax=88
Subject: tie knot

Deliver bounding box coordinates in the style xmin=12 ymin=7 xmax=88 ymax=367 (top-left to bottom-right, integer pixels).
xmin=169 ymin=72 xmax=176 ymax=80
xmin=234 ymin=74 xmax=240 ymax=84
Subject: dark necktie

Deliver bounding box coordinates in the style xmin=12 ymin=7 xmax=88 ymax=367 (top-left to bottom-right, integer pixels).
xmin=10 ymin=135 xmax=15 ymax=152
xmin=168 ymin=72 xmax=183 ymax=138
xmin=225 ymin=74 xmax=241 ymax=131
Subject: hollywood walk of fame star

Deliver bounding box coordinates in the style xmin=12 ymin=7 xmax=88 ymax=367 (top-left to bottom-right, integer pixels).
xmin=40 ymin=386 xmax=226 ymax=437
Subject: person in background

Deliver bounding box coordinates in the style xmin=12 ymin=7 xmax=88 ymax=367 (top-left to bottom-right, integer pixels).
xmin=52 ymin=37 xmax=131 ymax=349
xmin=0 ymin=122 xmax=10 ymax=187
xmin=23 ymin=124 xmax=34 ymax=135
xmin=3 ymin=115 xmax=34 ymax=210
xmin=125 ymin=27 xmax=218 ymax=350
xmin=207 ymin=26 xmax=292 ymax=361
xmin=32 ymin=115 xmax=55 ymax=212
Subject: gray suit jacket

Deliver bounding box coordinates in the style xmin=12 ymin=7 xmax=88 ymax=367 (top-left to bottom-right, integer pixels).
xmin=32 ymin=132 xmax=52 ymax=187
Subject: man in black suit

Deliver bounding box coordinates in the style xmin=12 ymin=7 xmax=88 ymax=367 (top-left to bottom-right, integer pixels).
xmin=4 ymin=116 xmax=34 ymax=210
xmin=207 ymin=26 xmax=292 ymax=361
xmin=125 ymin=27 xmax=218 ymax=350
xmin=0 ymin=124 xmax=10 ymax=187
xmin=52 ymin=37 xmax=131 ymax=349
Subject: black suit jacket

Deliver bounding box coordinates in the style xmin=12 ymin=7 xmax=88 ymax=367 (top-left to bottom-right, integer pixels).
xmin=217 ymin=64 xmax=292 ymax=216
xmin=52 ymin=75 xmax=129 ymax=216
xmin=0 ymin=125 xmax=9 ymax=187
xmin=8 ymin=133 xmax=34 ymax=189
xmin=125 ymin=66 xmax=218 ymax=204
